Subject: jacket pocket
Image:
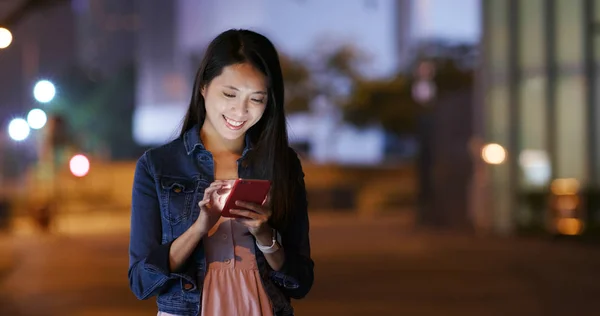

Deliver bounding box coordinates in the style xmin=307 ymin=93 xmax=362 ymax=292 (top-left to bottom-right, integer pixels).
xmin=160 ymin=177 xmax=197 ymax=224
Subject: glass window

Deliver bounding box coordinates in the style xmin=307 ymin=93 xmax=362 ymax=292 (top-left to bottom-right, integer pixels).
xmin=487 ymin=83 xmax=512 ymax=233
xmin=519 ymin=0 xmax=545 ymax=71
xmin=593 ymin=0 xmax=600 ymax=184
xmin=556 ymin=0 xmax=584 ymax=70
xmin=488 ymin=0 xmax=509 ymax=75
xmin=518 ymin=77 xmax=548 ymax=188
xmin=518 ymin=0 xmax=548 ymax=189
xmin=485 ymin=0 xmax=512 ymax=233
xmin=556 ymin=75 xmax=588 ymax=182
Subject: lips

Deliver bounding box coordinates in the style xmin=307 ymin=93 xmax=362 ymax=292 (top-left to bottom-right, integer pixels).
xmin=223 ymin=115 xmax=246 ymax=130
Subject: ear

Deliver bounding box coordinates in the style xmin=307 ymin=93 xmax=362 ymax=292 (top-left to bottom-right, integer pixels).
xmin=200 ymin=86 xmax=206 ymax=98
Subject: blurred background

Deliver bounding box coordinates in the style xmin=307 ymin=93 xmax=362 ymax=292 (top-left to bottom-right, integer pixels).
xmin=1 ymin=0 xmax=600 ymax=315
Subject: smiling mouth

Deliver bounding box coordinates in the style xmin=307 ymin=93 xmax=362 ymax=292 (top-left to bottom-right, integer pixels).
xmin=223 ymin=115 xmax=246 ymax=130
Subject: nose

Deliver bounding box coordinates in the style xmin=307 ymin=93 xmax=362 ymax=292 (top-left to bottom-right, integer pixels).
xmin=230 ymin=98 xmax=249 ymax=116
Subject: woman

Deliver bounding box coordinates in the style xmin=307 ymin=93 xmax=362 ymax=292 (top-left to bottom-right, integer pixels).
xmin=128 ymin=29 xmax=314 ymax=316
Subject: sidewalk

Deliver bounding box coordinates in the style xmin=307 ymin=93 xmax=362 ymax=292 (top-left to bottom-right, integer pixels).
xmin=0 ymin=233 xmax=16 ymax=282
xmin=6 ymin=208 xmax=415 ymax=237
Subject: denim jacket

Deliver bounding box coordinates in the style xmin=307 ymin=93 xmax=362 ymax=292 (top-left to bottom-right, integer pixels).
xmin=128 ymin=124 xmax=314 ymax=316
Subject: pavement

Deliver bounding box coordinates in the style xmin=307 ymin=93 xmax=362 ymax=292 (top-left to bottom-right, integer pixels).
xmin=1 ymin=211 xmax=600 ymax=315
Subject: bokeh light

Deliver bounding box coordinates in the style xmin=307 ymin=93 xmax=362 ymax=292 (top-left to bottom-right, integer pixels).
xmin=481 ymin=143 xmax=506 ymax=165
xmin=33 ymin=80 xmax=56 ymax=103
xmin=69 ymin=154 xmax=91 ymax=177
xmin=0 ymin=27 xmax=12 ymax=49
xmin=8 ymin=118 xmax=31 ymax=141
xmin=27 ymin=108 xmax=48 ymax=129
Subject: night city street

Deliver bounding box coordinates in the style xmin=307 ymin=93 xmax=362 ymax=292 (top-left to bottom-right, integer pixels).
xmin=1 ymin=212 xmax=599 ymax=316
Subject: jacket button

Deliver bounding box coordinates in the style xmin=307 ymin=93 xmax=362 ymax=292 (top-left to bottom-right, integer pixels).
xmin=184 ymin=283 xmax=193 ymax=290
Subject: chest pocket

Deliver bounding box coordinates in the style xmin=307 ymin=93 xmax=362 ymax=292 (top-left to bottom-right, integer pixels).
xmin=160 ymin=177 xmax=198 ymax=224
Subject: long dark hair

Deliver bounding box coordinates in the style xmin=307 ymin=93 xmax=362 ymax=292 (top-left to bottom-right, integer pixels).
xmin=180 ymin=29 xmax=295 ymax=228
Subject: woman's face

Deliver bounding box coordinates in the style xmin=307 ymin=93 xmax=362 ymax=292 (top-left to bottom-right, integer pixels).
xmin=201 ymin=63 xmax=268 ymax=142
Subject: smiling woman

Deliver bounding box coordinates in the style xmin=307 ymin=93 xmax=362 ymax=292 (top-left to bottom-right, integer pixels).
xmin=201 ymin=63 xmax=268 ymax=138
xmin=128 ymin=29 xmax=314 ymax=316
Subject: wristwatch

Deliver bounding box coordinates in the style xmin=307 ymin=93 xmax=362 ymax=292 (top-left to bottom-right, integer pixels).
xmin=256 ymin=228 xmax=281 ymax=254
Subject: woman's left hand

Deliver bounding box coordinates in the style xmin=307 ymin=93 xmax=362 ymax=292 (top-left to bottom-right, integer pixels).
xmin=230 ymin=200 xmax=272 ymax=241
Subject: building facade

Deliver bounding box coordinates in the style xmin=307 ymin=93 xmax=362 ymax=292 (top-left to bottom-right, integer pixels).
xmin=133 ymin=0 xmax=414 ymax=165
xmin=480 ymin=0 xmax=600 ymax=234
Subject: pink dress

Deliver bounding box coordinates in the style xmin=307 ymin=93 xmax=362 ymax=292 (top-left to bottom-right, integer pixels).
xmin=201 ymin=217 xmax=274 ymax=316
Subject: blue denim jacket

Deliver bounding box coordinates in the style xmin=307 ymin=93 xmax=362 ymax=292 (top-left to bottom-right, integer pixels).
xmin=128 ymin=124 xmax=314 ymax=316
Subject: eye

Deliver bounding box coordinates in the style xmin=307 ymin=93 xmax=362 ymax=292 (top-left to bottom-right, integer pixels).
xmin=223 ymin=92 xmax=235 ymax=98
xmin=251 ymin=98 xmax=265 ymax=103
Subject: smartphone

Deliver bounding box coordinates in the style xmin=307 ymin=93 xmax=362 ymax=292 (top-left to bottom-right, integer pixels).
xmin=221 ymin=179 xmax=271 ymax=218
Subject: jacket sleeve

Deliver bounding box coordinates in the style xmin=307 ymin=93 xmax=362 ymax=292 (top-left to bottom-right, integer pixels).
xmin=272 ymin=149 xmax=315 ymax=299
xmin=127 ymin=151 xmax=195 ymax=300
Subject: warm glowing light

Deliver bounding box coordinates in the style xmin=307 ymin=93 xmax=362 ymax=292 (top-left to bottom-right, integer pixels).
xmin=481 ymin=143 xmax=506 ymax=164
xmin=555 ymin=195 xmax=579 ymax=212
xmin=0 ymin=27 xmax=12 ymax=49
xmin=69 ymin=154 xmax=90 ymax=177
xmin=556 ymin=218 xmax=584 ymax=236
xmin=550 ymin=178 xmax=580 ymax=195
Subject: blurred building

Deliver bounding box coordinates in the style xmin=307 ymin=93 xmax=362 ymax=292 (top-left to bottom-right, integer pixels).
xmin=72 ymin=0 xmax=138 ymax=76
xmin=133 ymin=0 xmax=412 ymax=153
xmin=133 ymin=0 xmax=479 ymax=164
xmin=478 ymin=0 xmax=600 ymax=234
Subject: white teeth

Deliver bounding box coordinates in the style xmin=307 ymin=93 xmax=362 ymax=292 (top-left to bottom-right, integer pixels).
xmin=225 ymin=116 xmax=244 ymax=127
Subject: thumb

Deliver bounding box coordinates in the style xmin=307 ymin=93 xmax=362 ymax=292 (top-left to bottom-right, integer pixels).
xmin=198 ymin=198 xmax=211 ymax=210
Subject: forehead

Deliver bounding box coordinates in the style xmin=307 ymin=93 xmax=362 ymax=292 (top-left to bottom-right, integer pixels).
xmin=211 ymin=63 xmax=267 ymax=90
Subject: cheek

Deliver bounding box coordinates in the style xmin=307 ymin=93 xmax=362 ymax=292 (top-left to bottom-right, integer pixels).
xmin=204 ymin=96 xmax=226 ymax=114
xmin=250 ymin=105 xmax=267 ymax=120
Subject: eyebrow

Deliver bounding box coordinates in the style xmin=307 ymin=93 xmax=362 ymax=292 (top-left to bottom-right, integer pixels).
xmin=223 ymin=85 xmax=267 ymax=95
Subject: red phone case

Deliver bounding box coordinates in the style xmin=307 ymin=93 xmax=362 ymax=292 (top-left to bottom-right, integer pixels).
xmin=221 ymin=179 xmax=271 ymax=218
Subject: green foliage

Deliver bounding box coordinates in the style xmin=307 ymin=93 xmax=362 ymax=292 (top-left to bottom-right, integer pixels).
xmin=49 ymin=64 xmax=136 ymax=159
xmin=280 ymin=54 xmax=316 ymax=113
xmin=323 ymin=42 xmax=475 ymax=136
xmin=342 ymin=78 xmax=421 ymax=135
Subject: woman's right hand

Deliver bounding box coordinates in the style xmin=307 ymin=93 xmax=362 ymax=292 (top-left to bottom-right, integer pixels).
xmin=195 ymin=180 xmax=233 ymax=235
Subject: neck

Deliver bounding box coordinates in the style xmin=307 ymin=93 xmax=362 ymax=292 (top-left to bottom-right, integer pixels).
xmin=200 ymin=122 xmax=245 ymax=155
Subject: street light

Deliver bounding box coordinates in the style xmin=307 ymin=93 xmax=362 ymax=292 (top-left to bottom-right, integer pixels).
xmin=481 ymin=143 xmax=507 ymax=165
xmin=33 ymin=80 xmax=56 ymax=103
xmin=0 ymin=27 xmax=12 ymax=49
xmin=27 ymin=108 xmax=47 ymax=129
xmin=7 ymin=118 xmax=30 ymax=141
xmin=69 ymin=154 xmax=90 ymax=177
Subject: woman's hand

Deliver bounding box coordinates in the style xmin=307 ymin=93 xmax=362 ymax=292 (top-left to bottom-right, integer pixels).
xmin=195 ymin=180 xmax=232 ymax=235
xmin=230 ymin=200 xmax=273 ymax=244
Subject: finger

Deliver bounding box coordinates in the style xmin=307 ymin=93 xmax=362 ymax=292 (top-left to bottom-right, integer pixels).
xmin=229 ymin=208 xmax=261 ymax=219
xmin=216 ymin=186 xmax=232 ymax=195
xmin=235 ymin=217 xmax=261 ymax=228
xmin=198 ymin=198 xmax=211 ymax=209
xmin=212 ymin=180 xmax=233 ymax=188
xmin=235 ymin=201 xmax=263 ymax=213
xmin=203 ymin=185 xmax=223 ymax=199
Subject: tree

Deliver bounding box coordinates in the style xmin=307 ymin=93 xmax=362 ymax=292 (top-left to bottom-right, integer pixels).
xmin=324 ymin=41 xmax=476 ymax=137
xmin=49 ymin=64 xmax=138 ymax=160
xmin=279 ymin=54 xmax=316 ymax=113
xmin=342 ymin=77 xmax=421 ymax=135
